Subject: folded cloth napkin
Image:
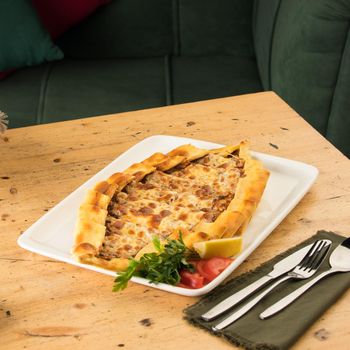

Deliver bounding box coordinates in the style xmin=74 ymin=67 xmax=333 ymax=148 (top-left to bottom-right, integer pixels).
xmin=184 ymin=230 xmax=350 ymax=350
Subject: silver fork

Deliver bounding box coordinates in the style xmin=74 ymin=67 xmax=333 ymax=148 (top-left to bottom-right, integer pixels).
xmin=212 ymin=239 xmax=332 ymax=331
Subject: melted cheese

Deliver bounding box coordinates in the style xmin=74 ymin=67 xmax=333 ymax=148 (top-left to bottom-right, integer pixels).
xmin=101 ymin=152 xmax=244 ymax=259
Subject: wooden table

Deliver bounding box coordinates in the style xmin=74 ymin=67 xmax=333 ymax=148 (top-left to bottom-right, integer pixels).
xmin=1 ymin=92 xmax=349 ymax=350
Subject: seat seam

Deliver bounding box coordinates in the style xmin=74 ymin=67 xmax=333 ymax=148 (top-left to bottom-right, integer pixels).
xmin=268 ymin=0 xmax=282 ymax=90
xmin=172 ymin=0 xmax=180 ymax=56
xmin=164 ymin=55 xmax=173 ymax=105
xmin=252 ymin=0 xmax=258 ymax=48
xmin=325 ymin=22 xmax=350 ymax=138
xmin=37 ymin=62 xmax=54 ymax=125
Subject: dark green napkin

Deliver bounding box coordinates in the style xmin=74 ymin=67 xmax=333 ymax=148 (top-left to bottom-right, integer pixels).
xmin=184 ymin=231 xmax=350 ymax=350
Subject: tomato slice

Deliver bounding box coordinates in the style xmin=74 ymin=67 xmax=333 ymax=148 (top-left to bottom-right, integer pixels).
xmin=179 ymin=270 xmax=204 ymax=289
xmin=196 ymin=260 xmax=213 ymax=282
xmin=196 ymin=257 xmax=232 ymax=282
xmin=178 ymin=257 xmax=233 ymax=288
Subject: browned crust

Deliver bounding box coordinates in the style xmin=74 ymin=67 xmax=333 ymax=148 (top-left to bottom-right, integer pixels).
xmin=181 ymin=141 xmax=269 ymax=247
xmin=167 ymin=144 xmax=209 ymax=161
xmin=72 ymin=141 xmax=269 ymax=270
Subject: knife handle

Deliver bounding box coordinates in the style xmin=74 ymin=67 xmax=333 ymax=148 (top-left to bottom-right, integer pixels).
xmin=259 ymin=268 xmax=337 ymax=319
xmin=201 ymin=274 xmax=273 ymax=321
xmin=213 ymin=275 xmax=291 ymax=331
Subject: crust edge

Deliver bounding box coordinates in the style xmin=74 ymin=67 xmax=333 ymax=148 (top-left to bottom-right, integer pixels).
xmin=73 ymin=141 xmax=269 ymax=270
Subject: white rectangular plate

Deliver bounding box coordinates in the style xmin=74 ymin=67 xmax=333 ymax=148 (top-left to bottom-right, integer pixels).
xmin=18 ymin=135 xmax=318 ymax=296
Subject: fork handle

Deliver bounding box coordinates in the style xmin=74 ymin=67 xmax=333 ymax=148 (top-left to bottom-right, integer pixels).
xmin=260 ymin=268 xmax=338 ymax=319
xmin=213 ymin=275 xmax=291 ymax=331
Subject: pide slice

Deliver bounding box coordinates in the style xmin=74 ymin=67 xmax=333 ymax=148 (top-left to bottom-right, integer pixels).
xmin=72 ymin=141 xmax=269 ymax=272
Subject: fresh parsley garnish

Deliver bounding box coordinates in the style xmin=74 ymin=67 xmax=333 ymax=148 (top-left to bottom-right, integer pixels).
xmin=113 ymin=234 xmax=195 ymax=292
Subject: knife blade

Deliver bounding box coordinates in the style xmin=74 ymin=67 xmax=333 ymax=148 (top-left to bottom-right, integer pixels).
xmin=201 ymin=242 xmax=315 ymax=321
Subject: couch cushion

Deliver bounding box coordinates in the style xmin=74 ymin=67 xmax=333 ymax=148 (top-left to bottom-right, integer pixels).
xmin=178 ymin=0 xmax=255 ymax=57
xmin=326 ymin=28 xmax=350 ymax=157
xmin=270 ymin=0 xmax=350 ymax=136
xmin=252 ymin=0 xmax=281 ymax=90
xmin=57 ymin=0 xmax=173 ymax=58
xmin=0 ymin=57 xmax=168 ymax=127
xmin=171 ymin=56 xmax=262 ymax=104
xmin=0 ymin=64 xmax=50 ymax=127
xmin=58 ymin=0 xmax=256 ymax=59
xmin=0 ymin=0 xmax=63 ymax=72
xmin=32 ymin=0 xmax=111 ymax=39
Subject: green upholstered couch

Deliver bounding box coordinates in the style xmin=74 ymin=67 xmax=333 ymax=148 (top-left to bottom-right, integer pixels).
xmin=1 ymin=0 xmax=349 ymax=157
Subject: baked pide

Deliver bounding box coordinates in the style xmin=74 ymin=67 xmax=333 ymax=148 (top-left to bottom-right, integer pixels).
xmin=72 ymin=141 xmax=270 ymax=272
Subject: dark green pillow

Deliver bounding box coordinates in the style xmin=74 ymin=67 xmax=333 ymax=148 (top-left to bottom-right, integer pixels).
xmin=0 ymin=0 xmax=63 ymax=71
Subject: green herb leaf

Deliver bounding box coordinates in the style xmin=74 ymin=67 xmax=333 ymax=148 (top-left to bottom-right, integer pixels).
xmin=113 ymin=259 xmax=140 ymax=292
xmin=112 ymin=233 xmax=196 ymax=292
xmin=152 ymin=236 xmax=164 ymax=253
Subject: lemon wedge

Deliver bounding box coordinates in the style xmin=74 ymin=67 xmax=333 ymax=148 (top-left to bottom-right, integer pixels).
xmin=134 ymin=239 xmax=166 ymax=260
xmin=193 ymin=237 xmax=243 ymax=259
xmin=134 ymin=242 xmax=158 ymax=260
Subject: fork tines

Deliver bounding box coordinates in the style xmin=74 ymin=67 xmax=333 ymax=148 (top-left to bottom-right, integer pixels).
xmin=299 ymin=240 xmax=331 ymax=271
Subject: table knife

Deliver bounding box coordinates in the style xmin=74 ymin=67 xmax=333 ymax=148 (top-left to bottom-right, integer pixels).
xmin=201 ymin=242 xmax=315 ymax=321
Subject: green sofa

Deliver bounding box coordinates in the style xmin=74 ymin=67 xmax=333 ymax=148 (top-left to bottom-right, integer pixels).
xmin=1 ymin=0 xmax=349 ymax=157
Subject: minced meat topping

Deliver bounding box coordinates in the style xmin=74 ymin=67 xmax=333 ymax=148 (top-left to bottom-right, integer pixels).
xmin=97 ymin=152 xmax=244 ymax=260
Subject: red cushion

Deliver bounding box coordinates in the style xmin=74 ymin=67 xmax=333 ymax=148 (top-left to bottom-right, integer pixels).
xmin=0 ymin=0 xmax=109 ymax=79
xmin=0 ymin=72 xmax=9 ymax=79
xmin=31 ymin=0 xmax=110 ymax=38
xmin=0 ymin=69 xmax=15 ymax=80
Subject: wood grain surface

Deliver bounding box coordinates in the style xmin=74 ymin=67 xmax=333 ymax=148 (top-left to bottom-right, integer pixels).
xmin=1 ymin=92 xmax=349 ymax=350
